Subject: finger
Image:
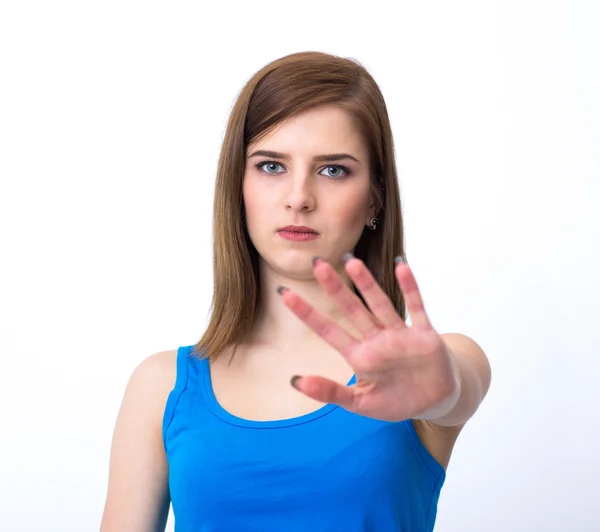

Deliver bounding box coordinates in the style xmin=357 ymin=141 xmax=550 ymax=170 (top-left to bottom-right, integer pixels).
xmin=394 ymin=258 xmax=433 ymax=330
xmin=291 ymin=375 xmax=356 ymax=410
xmin=278 ymin=287 xmax=360 ymax=357
xmin=312 ymin=257 xmax=381 ymax=338
xmin=342 ymin=254 xmax=406 ymax=330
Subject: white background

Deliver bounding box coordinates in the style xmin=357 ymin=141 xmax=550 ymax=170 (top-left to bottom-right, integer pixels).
xmin=1 ymin=1 xmax=598 ymax=530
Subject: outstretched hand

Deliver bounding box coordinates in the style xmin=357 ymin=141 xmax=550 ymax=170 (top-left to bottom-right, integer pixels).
xmin=278 ymin=254 xmax=461 ymax=423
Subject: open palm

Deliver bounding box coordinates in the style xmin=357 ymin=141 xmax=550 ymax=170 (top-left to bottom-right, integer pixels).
xmin=279 ymin=254 xmax=460 ymax=423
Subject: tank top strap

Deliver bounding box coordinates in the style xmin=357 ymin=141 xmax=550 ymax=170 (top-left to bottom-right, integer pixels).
xmin=184 ymin=343 xmax=208 ymax=387
xmin=162 ymin=344 xmax=207 ymax=451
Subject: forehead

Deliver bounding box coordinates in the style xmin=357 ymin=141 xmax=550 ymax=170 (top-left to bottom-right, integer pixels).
xmin=247 ymin=106 xmax=367 ymax=156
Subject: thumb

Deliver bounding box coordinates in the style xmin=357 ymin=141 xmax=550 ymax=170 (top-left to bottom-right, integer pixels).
xmin=291 ymin=375 xmax=356 ymax=410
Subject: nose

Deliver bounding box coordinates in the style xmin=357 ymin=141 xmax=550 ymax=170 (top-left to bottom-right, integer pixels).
xmin=285 ymin=171 xmax=316 ymax=212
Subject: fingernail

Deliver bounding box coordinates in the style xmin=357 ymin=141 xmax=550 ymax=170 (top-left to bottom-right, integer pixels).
xmin=394 ymin=256 xmax=405 ymax=265
xmin=276 ymin=285 xmax=289 ymax=295
xmin=312 ymin=256 xmax=322 ymax=267
xmin=342 ymin=252 xmax=354 ymax=263
xmin=290 ymin=375 xmax=302 ymax=389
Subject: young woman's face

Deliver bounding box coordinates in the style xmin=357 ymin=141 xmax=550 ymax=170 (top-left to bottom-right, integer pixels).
xmin=243 ymin=105 xmax=375 ymax=278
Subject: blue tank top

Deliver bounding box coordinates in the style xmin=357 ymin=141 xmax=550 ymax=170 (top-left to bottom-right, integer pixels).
xmin=163 ymin=345 xmax=446 ymax=531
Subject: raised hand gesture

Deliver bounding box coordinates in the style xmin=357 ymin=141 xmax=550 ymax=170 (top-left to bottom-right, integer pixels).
xmin=278 ymin=254 xmax=461 ymax=423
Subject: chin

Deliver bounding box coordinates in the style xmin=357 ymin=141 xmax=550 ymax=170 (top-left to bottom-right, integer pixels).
xmin=261 ymin=254 xmax=314 ymax=278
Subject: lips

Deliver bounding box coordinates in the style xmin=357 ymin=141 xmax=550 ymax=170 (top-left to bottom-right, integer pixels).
xmin=277 ymin=225 xmax=319 ymax=234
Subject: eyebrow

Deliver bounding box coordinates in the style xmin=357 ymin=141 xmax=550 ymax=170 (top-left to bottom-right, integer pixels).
xmin=247 ymin=150 xmax=361 ymax=164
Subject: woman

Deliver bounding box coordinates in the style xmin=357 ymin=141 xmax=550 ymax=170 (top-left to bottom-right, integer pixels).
xmin=101 ymin=51 xmax=492 ymax=531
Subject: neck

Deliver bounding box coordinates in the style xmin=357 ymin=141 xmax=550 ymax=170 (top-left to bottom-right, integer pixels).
xmin=248 ymin=259 xmax=360 ymax=351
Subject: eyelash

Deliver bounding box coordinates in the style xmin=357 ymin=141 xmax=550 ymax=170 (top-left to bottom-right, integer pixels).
xmin=254 ymin=160 xmax=351 ymax=180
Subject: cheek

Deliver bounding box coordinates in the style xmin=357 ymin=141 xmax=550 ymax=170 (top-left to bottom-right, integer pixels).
xmin=330 ymin=187 xmax=371 ymax=227
xmin=242 ymin=178 xmax=267 ymax=233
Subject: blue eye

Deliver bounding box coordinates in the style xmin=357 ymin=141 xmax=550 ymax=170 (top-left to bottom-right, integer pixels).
xmin=321 ymin=165 xmax=349 ymax=179
xmin=254 ymin=161 xmax=350 ymax=179
xmin=256 ymin=161 xmax=284 ymax=175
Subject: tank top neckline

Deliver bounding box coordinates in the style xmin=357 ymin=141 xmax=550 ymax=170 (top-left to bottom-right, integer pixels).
xmin=196 ymin=351 xmax=357 ymax=429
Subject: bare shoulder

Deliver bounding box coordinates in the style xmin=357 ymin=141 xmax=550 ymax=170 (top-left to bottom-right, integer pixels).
xmin=119 ymin=348 xmax=179 ymax=416
xmin=100 ymin=348 xmax=178 ymax=531
xmin=131 ymin=348 xmax=178 ymax=394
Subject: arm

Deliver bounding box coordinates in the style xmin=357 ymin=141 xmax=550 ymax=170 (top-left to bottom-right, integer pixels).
xmin=409 ymin=333 xmax=491 ymax=470
xmin=100 ymin=350 xmax=177 ymax=532
xmin=426 ymin=333 xmax=492 ymax=428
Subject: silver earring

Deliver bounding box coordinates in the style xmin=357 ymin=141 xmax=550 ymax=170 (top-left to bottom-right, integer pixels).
xmin=367 ymin=216 xmax=379 ymax=230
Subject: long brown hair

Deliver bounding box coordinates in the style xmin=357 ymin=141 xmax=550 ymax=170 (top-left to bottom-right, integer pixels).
xmin=192 ymin=51 xmax=407 ymax=361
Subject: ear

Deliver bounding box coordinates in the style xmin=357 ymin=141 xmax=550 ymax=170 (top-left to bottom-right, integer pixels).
xmin=365 ymin=201 xmax=379 ymax=229
xmin=366 ymin=181 xmax=384 ymax=222
xmin=365 ymin=203 xmax=376 ymax=226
